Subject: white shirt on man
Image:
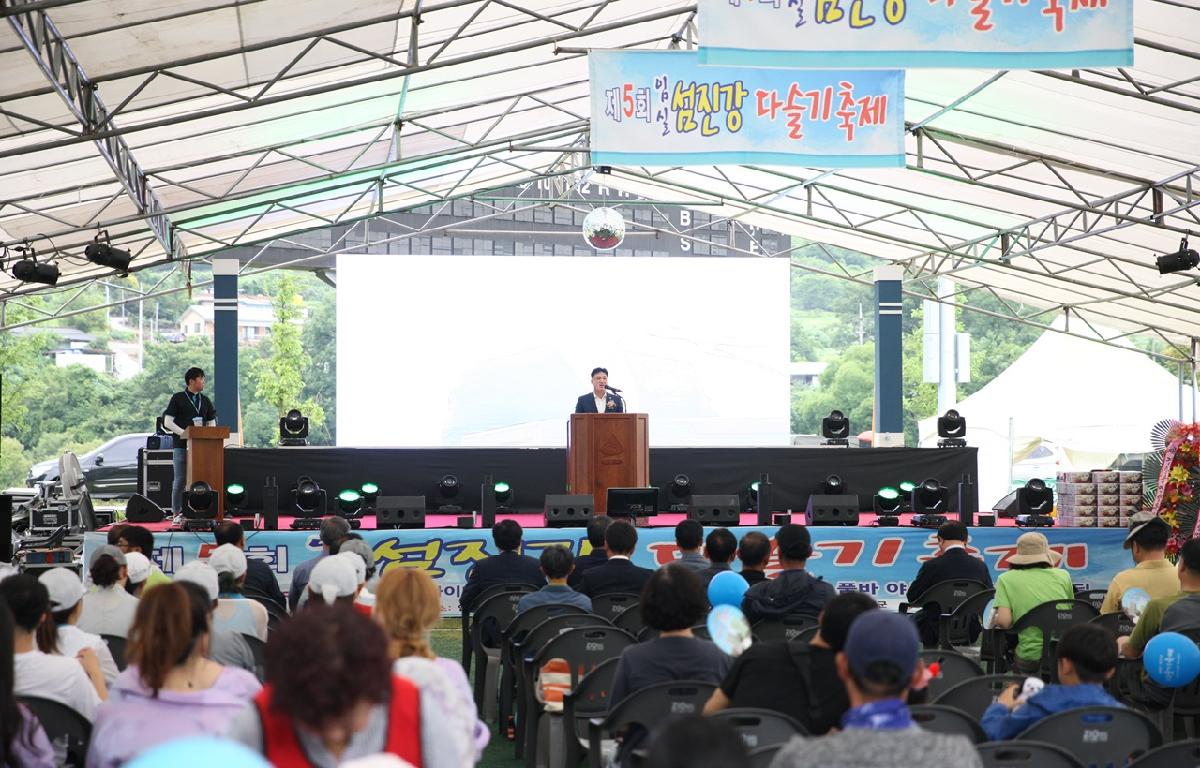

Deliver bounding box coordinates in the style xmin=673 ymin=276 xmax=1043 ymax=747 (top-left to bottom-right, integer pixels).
xmin=77 ymin=586 xmax=139 ymax=639
xmin=594 ymin=394 xmax=609 ymax=413
xmin=14 ymin=650 xmax=101 ymax=721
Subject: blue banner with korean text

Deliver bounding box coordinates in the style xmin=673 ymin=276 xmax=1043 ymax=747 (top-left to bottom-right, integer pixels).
xmin=588 ymin=50 xmax=905 ymax=169
xmin=697 ymin=0 xmax=1133 ymax=69
xmin=84 ymin=525 xmax=1128 ymax=616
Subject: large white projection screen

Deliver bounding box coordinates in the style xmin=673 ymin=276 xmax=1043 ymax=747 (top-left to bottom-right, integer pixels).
xmin=336 ymin=255 xmax=791 ymax=447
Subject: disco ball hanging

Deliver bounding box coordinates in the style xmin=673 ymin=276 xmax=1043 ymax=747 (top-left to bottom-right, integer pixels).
xmin=581 ymin=207 xmax=626 ymax=251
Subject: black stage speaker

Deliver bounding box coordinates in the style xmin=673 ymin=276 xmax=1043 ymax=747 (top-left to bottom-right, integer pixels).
xmin=0 ymin=494 xmax=11 ymax=562
xmin=991 ymin=490 xmax=1018 ymax=519
xmin=137 ymin=448 xmax=174 ymax=510
xmin=480 ymin=475 xmax=496 ymax=529
xmin=125 ymin=493 xmax=166 ymax=523
xmin=688 ymin=495 xmax=740 ymax=525
xmin=262 ymin=477 xmax=279 ymax=531
xmin=958 ymin=475 xmax=978 ymax=526
xmin=377 ymin=496 xmax=426 ymax=529
xmin=755 ymin=474 xmax=774 ymax=526
xmin=544 ymin=495 xmax=593 ymax=528
xmin=805 ymin=494 xmax=860 ymax=526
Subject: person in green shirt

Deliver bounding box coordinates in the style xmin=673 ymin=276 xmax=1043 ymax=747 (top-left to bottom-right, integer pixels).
xmin=991 ymin=532 xmax=1075 ymax=674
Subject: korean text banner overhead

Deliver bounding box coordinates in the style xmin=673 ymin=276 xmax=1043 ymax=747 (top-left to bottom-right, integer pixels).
xmin=697 ymin=0 xmax=1133 ymax=69
xmin=588 ymin=51 xmax=904 ymax=169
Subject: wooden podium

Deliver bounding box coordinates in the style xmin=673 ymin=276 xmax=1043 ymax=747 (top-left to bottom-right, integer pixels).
xmin=567 ymin=414 xmax=649 ymax=517
xmin=184 ymin=426 xmax=231 ymax=520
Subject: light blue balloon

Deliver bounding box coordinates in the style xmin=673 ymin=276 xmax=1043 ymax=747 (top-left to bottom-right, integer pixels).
xmin=1143 ymin=631 xmax=1200 ymax=688
xmin=707 ymin=570 xmax=750 ymax=608
xmin=126 ymin=737 xmax=270 ymax=768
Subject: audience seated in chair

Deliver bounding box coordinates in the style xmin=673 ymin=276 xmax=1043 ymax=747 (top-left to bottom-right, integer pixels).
xmin=286 ymin=516 xmax=351 ymax=612
xmin=699 ymin=528 xmax=738 ymax=587
xmin=737 ymin=532 xmax=771 ymax=586
xmin=768 ymin=611 xmax=982 ymax=768
xmin=579 ymin=521 xmax=655 ymax=598
xmin=174 ymin=563 xmax=258 ymax=675
xmin=1102 ymin=514 xmax=1179 ymax=615
xmin=568 ymin=516 xmax=612 ymax=588
xmin=459 ymin=519 xmax=544 ymax=615
xmin=208 ymin=545 xmax=270 ymax=642
xmin=114 ymin=525 xmax=171 ymax=591
xmin=517 ymin=545 xmax=592 ymax=614
xmin=644 ymin=715 xmax=750 ymax=768
xmin=214 ymin=521 xmax=287 ymax=610
xmin=300 ymin=554 xmax=364 ymax=610
xmin=672 ymin=520 xmax=709 ymax=573
xmin=705 ymin=591 xmax=877 ymax=734
xmin=122 ymin=552 xmax=152 ymax=599
xmin=0 ymin=574 xmax=103 ymax=721
xmin=228 ymin=603 xmax=447 ymax=766
xmin=990 ymin=532 xmax=1075 ymax=674
xmin=741 ymin=525 xmax=835 ymax=624
xmin=1118 ymin=536 xmax=1200 ymax=708
xmin=0 ymin=599 xmax=56 ymax=767
xmin=86 ymin=582 xmax=261 ymax=767
xmin=906 ymin=522 xmax=993 ymax=647
xmin=982 ymin=622 xmax=1122 ymax=741
xmin=38 ymin=568 xmax=121 ymax=686
xmin=337 ymin=537 xmax=379 ymax=615
xmin=77 ymin=546 xmax=139 ymax=640
xmin=375 ymin=567 xmax=489 ymax=764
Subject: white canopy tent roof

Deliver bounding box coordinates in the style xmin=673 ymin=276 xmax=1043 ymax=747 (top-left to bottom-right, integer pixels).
xmin=917 ymin=325 xmax=1197 ymax=507
xmin=0 ymin=0 xmax=1198 ymax=360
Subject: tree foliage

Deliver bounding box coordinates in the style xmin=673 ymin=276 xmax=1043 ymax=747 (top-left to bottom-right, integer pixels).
xmin=250 ymin=274 xmax=324 ymax=436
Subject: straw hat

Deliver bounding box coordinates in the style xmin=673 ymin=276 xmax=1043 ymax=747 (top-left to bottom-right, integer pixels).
xmin=1008 ymin=531 xmax=1062 ymax=567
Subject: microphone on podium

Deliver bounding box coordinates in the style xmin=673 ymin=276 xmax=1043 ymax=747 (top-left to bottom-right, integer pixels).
xmin=605 ymin=384 xmax=623 ymax=393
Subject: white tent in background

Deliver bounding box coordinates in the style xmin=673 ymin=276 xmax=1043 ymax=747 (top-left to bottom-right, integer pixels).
xmin=918 ymin=326 xmax=1197 ymax=511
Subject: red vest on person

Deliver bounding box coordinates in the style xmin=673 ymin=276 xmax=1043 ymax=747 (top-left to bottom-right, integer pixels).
xmin=253 ymin=674 xmax=422 ymax=767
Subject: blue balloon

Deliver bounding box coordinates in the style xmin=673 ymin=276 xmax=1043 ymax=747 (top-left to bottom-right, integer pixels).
xmin=127 ymin=737 xmax=270 ymax=768
xmin=707 ymin=570 xmax=750 ymax=608
xmin=1143 ymin=631 xmax=1200 ymax=688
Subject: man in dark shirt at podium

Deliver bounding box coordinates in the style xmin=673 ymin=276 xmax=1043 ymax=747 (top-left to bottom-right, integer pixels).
xmin=575 ymin=367 xmax=624 ymax=414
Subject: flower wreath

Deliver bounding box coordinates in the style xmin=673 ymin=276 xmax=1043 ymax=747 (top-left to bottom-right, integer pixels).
xmin=1147 ymin=421 xmax=1200 ymax=556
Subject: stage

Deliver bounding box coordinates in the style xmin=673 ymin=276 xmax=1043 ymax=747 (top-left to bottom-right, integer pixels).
xmin=90 ymin=511 xmax=1130 ymax=615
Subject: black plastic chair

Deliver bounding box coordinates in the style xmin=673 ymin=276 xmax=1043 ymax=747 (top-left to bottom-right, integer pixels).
xmin=902 ymin=578 xmax=992 ymax=649
xmin=976 ymin=740 xmax=1084 ymax=768
xmin=561 ymin=657 xmax=621 ymax=768
xmin=591 ymin=592 xmax=642 ymax=624
xmin=587 ymin=681 xmax=719 ymax=768
xmin=1129 ymin=739 xmax=1200 ymax=767
xmin=709 ymin=707 xmax=807 ymax=751
xmin=933 ymin=674 xmax=1027 ymax=721
xmin=939 ymin=587 xmax=996 ymax=652
xmin=1003 ymin=599 xmax=1099 ymax=680
xmin=1017 ymin=706 xmax=1163 ymax=767
xmin=910 ymin=704 xmax=986 ymax=743
xmin=461 ymin=582 xmax=538 ymax=674
xmin=499 ymin=603 xmax=590 ymax=738
xmin=1089 ymin=612 xmax=1135 ymax=639
xmin=920 ymin=648 xmax=985 ymax=701
xmin=100 ymin=633 xmax=127 ymax=671
xmin=243 ymin=584 xmax=287 ymax=615
xmin=637 ymin=624 xmax=713 ymax=642
xmin=614 ymin=602 xmax=645 ymax=636
xmin=19 ymin=696 xmax=92 ymax=767
xmin=241 ymin=632 xmax=266 ymax=682
xmin=470 ymin=590 xmax=529 ymax=716
xmin=748 ymin=744 xmax=784 ymax=768
xmin=1075 ymin=589 xmax=1109 ymax=613
xmin=523 ymin=626 xmax=636 ymax=768
xmin=751 ymin=613 xmax=819 ymax=642
xmin=512 ymin=612 xmax=610 ymax=758
xmin=1162 ymin=628 xmax=1200 ymax=741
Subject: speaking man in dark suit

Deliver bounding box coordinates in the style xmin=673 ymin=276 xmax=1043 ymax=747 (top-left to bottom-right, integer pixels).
xmin=460 ymin=519 xmax=545 ymax=614
xmin=906 ymin=521 xmax=993 ymax=646
xmin=575 ymin=367 xmax=624 ymax=414
xmin=579 ymin=520 xmax=654 ymax=597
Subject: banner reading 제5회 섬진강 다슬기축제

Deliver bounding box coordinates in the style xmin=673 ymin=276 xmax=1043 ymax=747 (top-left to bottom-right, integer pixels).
xmin=696 ymin=0 xmax=1132 ymax=70
xmin=588 ymin=50 xmax=905 ymax=169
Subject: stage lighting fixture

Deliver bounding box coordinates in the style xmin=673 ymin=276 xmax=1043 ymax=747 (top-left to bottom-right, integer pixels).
xmin=937 ymin=409 xmax=967 ymax=448
xmin=225 ymin=483 xmax=246 ymax=515
xmin=436 ymin=474 xmax=463 ymax=513
xmin=84 ymin=238 xmax=132 ymax=274
xmin=821 ymin=410 xmax=850 ymax=446
xmin=666 ymin=474 xmax=693 ymax=512
xmin=493 ymin=481 xmax=514 ymax=510
xmin=337 ymin=489 xmax=364 ymax=519
xmin=11 ymin=257 xmax=59 ymax=286
xmin=279 ymin=408 xmax=310 ymax=446
xmin=289 ymin=475 xmax=326 ymax=528
xmin=1156 ymin=237 xmax=1200 ymax=275
xmin=899 ymin=480 xmax=917 ymax=511
xmin=821 ymin=474 xmax=846 ymax=495
xmin=183 ymin=481 xmax=216 ymax=530
xmin=1017 ymin=478 xmax=1055 ymax=516
xmin=873 ymin=486 xmax=902 ymax=526
xmin=360 ymin=482 xmax=380 ymax=509
xmin=912 ymin=478 xmax=950 ymax=516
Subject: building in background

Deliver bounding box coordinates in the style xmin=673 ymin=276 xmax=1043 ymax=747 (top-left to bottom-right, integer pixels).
xmin=178 ymin=293 xmax=289 ymax=344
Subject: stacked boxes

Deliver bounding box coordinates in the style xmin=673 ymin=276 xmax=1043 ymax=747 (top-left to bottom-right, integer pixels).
xmin=1118 ymin=470 xmax=1143 ymax=525
xmin=1055 ymin=470 xmax=1143 ymax=527
xmin=1057 ymin=471 xmax=1097 ymax=527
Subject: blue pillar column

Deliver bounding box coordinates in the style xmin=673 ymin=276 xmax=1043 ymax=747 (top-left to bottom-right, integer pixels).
xmin=874 ymin=266 xmax=904 ymax=447
xmin=212 ymin=258 xmax=240 ymax=445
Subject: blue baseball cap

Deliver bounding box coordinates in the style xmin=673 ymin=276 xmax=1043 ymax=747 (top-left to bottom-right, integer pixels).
xmin=844 ymin=610 xmax=920 ymax=681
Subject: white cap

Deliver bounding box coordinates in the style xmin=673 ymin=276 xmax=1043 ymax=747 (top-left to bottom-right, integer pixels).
xmin=39 ymin=568 xmax=85 ymax=611
xmin=124 ymin=552 xmax=152 ymax=584
xmin=175 ymin=561 xmax=219 ymax=602
xmin=337 ymin=551 xmax=367 ymax=585
xmin=208 ymin=544 xmax=248 ymax=579
xmin=307 ymin=555 xmax=358 ymax=605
